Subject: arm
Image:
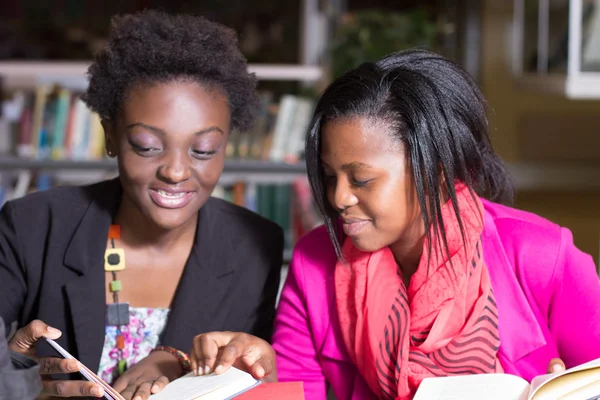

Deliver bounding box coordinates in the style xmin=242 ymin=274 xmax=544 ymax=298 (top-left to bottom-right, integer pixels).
xmin=0 ymin=201 xmax=27 ymax=326
xmin=249 ymin=226 xmax=284 ymax=343
xmin=272 ymin=247 xmax=328 ymax=400
xmin=548 ymin=227 xmax=600 ymax=367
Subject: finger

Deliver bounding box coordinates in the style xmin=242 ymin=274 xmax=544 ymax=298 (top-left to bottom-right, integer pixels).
xmin=119 ymin=383 xmax=139 ymax=400
xmin=8 ymin=319 xmax=61 ymax=353
xmin=248 ymin=356 xmax=275 ymax=380
xmin=214 ymin=338 xmax=247 ymax=375
xmin=548 ymin=357 xmax=566 ymax=374
xmin=42 ymin=379 xmax=104 ymax=398
xmin=151 ymin=376 xmax=169 ymax=394
xmin=192 ymin=333 xmax=224 ymax=376
xmin=112 ymin=374 xmax=129 ymax=394
xmin=131 ymin=381 xmax=153 ymax=400
xmin=38 ymin=357 xmax=80 ymax=375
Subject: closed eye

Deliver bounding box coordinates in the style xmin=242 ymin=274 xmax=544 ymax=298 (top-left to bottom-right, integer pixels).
xmin=192 ymin=150 xmax=217 ymax=160
xmin=351 ymin=178 xmax=372 ymax=187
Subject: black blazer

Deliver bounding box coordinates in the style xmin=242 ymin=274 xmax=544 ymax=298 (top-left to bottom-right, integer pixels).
xmin=0 ymin=178 xmax=284 ymax=374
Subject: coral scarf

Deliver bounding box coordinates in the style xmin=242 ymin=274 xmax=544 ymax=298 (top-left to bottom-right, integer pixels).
xmin=335 ymin=185 xmax=503 ymax=400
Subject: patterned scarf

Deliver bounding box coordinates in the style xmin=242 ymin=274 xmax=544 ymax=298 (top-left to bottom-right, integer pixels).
xmin=335 ymin=185 xmax=503 ymax=400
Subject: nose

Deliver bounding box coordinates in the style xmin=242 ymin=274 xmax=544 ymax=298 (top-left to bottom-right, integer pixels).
xmin=158 ymin=150 xmax=191 ymax=183
xmin=332 ymin=178 xmax=358 ymax=212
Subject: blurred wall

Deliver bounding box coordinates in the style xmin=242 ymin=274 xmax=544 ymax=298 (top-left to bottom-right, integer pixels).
xmin=481 ymin=1 xmax=600 ymax=265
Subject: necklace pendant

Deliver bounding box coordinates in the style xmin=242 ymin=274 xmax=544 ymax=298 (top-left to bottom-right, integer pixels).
xmin=116 ymin=333 xmax=126 ymax=350
xmin=118 ymin=359 xmax=128 ymax=375
xmin=107 ymin=303 xmax=130 ymax=326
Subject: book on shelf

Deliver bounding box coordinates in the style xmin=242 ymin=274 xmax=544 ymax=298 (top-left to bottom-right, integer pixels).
xmin=413 ymin=358 xmax=600 ymax=400
xmin=212 ymin=177 xmax=321 ymax=251
xmin=3 ymin=85 xmax=313 ymax=164
xmin=45 ymin=336 xmax=304 ymax=400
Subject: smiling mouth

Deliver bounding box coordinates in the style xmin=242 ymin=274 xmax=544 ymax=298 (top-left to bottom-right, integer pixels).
xmin=341 ymin=220 xmax=370 ymax=236
xmin=149 ymin=189 xmax=196 ymax=209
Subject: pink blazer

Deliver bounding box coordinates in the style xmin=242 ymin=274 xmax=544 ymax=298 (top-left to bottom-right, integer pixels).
xmin=272 ymin=200 xmax=600 ymax=400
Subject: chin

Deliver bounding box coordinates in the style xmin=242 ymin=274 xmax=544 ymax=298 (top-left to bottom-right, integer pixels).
xmin=146 ymin=209 xmax=197 ymax=231
xmin=349 ymin=236 xmax=386 ymax=253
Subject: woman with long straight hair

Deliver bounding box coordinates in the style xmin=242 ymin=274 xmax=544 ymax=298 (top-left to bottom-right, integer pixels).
xmin=190 ymin=49 xmax=600 ymax=400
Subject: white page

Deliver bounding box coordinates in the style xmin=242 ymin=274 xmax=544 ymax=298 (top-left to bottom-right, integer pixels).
xmin=414 ymin=374 xmax=530 ymax=400
xmin=149 ymin=367 xmax=259 ymax=400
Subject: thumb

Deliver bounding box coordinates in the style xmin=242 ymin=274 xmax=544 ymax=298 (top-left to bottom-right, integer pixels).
xmin=9 ymin=320 xmax=61 ymax=354
xmin=548 ymin=358 xmax=566 ymax=374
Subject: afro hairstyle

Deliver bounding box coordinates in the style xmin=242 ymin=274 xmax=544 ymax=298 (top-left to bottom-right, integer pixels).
xmin=81 ymin=9 xmax=259 ymax=132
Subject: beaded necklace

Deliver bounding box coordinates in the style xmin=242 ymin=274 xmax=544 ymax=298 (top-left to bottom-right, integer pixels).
xmin=104 ymin=224 xmax=129 ymax=376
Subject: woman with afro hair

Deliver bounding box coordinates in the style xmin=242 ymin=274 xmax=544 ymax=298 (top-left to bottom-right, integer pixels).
xmin=0 ymin=9 xmax=283 ymax=400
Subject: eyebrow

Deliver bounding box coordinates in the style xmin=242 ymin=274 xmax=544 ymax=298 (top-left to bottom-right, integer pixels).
xmin=125 ymin=123 xmax=225 ymax=136
xmin=320 ymin=160 xmax=372 ymax=170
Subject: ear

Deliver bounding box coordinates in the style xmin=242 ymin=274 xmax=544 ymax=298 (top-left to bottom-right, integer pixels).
xmin=101 ymin=118 xmax=117 ymax=158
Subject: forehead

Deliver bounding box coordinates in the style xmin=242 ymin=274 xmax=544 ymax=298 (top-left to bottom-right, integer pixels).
xmin=320 ymin=117 xmax=403 ymax=164
xmin=120 ymin=81 xmax=230 ymax=127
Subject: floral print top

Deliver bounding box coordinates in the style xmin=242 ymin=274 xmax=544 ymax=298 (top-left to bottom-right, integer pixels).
xmin=98 ymin=307 xmax=170 ymax=385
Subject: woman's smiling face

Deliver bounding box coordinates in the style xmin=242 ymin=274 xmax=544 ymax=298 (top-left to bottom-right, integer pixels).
xmin=105 ymin=81 xmax=231 ymax=230
xmin=320 ymin=117 xmax=424 ymax=256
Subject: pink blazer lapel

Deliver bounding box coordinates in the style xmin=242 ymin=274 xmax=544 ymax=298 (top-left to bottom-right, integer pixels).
xmin=482 ymin=210 xmax=547 ymax=365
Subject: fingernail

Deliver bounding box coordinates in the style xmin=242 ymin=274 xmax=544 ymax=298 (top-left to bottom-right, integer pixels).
xmin=151 ymin=384 xmax=159 ymax=393
xmin=197 ymin=367 xmax=203 ymax=376
xmin=92 ymin=387 xmax=103 ymax=397
xmin=256 ymin=365 xmax=265 ymax=377
xmin=67 ymin=361 xmax=78 ymax=372
xmin=133 ymin=396 xmax=141 ymax=400
xmin=204 ymin=365 xmax=211 ymax=375
xmin=215 ymin=365 xmax=223 ymax=374
xmin=552 ymin=363 xmax=563 ymax=373
xmin=47 ymin=326 xmax=61 ymax=335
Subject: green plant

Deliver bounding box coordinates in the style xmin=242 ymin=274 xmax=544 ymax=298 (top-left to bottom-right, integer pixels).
xmin=330 ymin=9 xmax=439 ymax=79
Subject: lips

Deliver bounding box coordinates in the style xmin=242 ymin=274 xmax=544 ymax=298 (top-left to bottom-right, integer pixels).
xmin=149 ymin=188 xmax=196 ymax=209
xmin=341 ymin=218 xmax=371 ymax=236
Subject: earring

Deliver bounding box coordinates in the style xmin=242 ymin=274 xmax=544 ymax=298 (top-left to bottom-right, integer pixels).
xmin=107 ymin=150 xmax=114 ymax=157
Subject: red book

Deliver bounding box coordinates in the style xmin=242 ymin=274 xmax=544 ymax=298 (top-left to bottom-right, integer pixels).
xmin=235 ymin=382 xmax=305 ymax=399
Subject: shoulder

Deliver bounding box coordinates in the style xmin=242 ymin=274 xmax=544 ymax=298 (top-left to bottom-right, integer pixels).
xmin=483 ymin=199 xmax=563 ymax=252
xmin=4 ymin=179 xmax=115 ymax=221
xmin=482 ymin=199 xmax=584 ymax=298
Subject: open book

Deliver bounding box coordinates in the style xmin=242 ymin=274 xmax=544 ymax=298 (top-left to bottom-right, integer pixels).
xmin=148 ymin=368 xmax=260 ymax=400
xmin=414 ymin=358 xmax=600 ymax=400
xmin=45 ymin=337 xmax=290 ymax=400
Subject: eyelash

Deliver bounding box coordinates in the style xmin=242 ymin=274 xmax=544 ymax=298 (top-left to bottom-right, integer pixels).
xmin=191 ymin=150 xmax=217 ymax=160
xmin=323 ymin=174 xmax=371 ymax=188
xmin=351 ymin=178 xmax=371 ymax=187
xmin=130 ymin=143 xmax=217 ymax=159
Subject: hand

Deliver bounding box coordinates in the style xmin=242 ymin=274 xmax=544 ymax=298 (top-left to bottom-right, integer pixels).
xmin=8 ymin=319 xmax=104 ymax=397
xmin=547 ymin=357 xmax=566 ymax=374
xmin=112 ymin=350 xmax=183 ymax=400
xmin=190 ymin=332 xmax=276 ymax=382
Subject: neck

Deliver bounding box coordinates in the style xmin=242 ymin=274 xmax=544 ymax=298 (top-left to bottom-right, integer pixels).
xmin=389 ymin=235 xmax=424 ymax=287
xmin=113 ymin=194 xmax=198 ymax=250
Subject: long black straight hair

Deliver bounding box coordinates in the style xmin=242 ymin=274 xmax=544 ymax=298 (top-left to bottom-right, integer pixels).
xmin=305 ymin=49 xmax=514 ymax=260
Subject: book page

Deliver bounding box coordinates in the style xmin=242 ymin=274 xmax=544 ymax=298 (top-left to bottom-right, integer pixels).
xmin=149 ymin=367 xmax=259 ymax=400
xmin=557 ymin=378 xmax=600 ymax=400
xmin=414 ymin=374 xmax=530 ymax=400
xmin=530 ymin=366 xmax=600 ymax=400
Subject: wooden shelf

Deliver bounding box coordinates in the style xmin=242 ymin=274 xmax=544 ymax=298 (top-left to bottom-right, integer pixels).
xmin=0 ymin=156 xmax=306 ymax=173
xmin=0 ymin=61 xmax=323 ymax=89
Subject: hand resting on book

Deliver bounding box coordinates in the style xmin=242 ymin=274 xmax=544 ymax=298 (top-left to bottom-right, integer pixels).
xmin=112 ymin=350 xmax=183 ymax=400
xmin=190 ymin=331 xmax=277 ymax=382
